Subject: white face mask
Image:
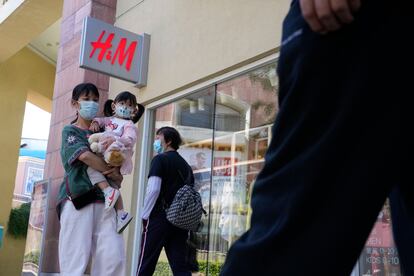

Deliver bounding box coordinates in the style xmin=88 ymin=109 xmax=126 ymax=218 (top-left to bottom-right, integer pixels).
xmin=115 ymin=104 xmax=133 ymax=119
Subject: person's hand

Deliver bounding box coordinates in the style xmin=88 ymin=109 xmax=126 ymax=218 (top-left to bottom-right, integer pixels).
xmin=89 ymin=121 xmax=100 ymax=132
xmin=300 ymin=0 xmax=361 ymax=34
xmin=101 ymin=136 xmax=116 ymax=149
xmin=103 ymin=166 xmax=123 ymax=187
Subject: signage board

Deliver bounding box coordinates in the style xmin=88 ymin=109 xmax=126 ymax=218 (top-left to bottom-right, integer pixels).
xmin=80 ymin=17 xmax=150 ymax=87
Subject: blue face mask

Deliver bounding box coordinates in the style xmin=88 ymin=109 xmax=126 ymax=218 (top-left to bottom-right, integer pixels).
xmin=115 ymin=105 xmax=133 ymax=119
xmin=78 ymin=101 xmax=99 ymax=120
xmin=153 ymin=139 xmax=164 ymax=154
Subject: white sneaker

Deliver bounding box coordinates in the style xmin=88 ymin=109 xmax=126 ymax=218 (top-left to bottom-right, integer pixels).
xmin=117 ymin=211 xmax=133 ymax=233
xmin=104 ymin=188 xmax=120 ymax=210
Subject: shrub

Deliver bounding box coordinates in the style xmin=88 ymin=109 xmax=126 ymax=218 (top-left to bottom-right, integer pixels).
xmin=7 ymin=202 xmax=31 ymax=238
xmin=154 ymin=261 xmax=172 ymax=276
xmin=154 ymin=260 xmax=223 ymax=276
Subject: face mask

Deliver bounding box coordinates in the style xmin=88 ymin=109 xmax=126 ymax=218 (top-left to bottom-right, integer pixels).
xmin=115 ymin=105 xmax=133 ymax=119
xmin=78 ymin=101 xmax=99 ymax=120
xmin=153 ymin=139 xmax=164 ymax=154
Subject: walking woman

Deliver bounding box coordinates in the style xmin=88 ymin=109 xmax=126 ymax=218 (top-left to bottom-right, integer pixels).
xmin=137 ymin=126 xmax=193 ymax=276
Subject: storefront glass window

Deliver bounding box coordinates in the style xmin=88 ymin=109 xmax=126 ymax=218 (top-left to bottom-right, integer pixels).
xmin=207 ymin=63 xmax=278 ymax=273
xmin=151 ymin=63 xmax=279 ymax=275
xmin=149 ymin=63 xmax=403 ymax=276
xmin=153 ymin=87 xmax=215 ymax=274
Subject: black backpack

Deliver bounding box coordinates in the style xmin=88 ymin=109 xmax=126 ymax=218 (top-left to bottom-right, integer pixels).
xmin=161 ymin=155 xmax=206 ymax=231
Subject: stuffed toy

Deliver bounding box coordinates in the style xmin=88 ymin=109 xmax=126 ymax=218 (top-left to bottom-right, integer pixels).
xmin=88 ymin=132 xmax=125 ymax=167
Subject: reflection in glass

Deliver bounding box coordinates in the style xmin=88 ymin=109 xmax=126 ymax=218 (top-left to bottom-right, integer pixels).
xmin=208 ymin=63 xmax=278 ymax=273
xmin=153 ymin=87 xmax=215 ymax=275
xmin=151 ymin=63 xmax=279 ymax=275
xmin=358 ymin=200 xmax=402 ymax=276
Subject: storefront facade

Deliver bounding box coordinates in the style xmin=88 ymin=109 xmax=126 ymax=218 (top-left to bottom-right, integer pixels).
xmin=29 ymin=0 xmax=403 ymax=275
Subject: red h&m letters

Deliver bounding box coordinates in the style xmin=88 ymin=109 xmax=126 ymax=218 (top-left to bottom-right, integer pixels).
xmin=89 ymin=30 xmax=137 ymax=71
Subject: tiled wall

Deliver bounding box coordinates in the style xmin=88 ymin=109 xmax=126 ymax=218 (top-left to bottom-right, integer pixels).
xmin=41 ymin=0 xmax=117 ymax=272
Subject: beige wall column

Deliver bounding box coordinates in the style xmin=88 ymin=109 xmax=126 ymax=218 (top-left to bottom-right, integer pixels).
xmin=41 ymin=0 xmax=117 ymax=272
xmin=0 ymin=47 xmax=55 ymax=275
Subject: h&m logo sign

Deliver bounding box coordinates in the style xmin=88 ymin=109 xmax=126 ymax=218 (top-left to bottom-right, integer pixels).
xmin=80 ymin=17 xmax=150 ymax=87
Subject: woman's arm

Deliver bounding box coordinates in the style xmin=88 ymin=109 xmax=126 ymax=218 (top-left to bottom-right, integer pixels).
xmin=78 ymin=151 xmax=109 ymax=172
xmin=141 ymin=176 xmax=162 ymax=220
xmin=79 ymin=151 xmax=123 ymax=185
xmin=61 ymin=125 xmax=122 ymax=183
xmin=103 ymin=167 xmax=123 ymax=187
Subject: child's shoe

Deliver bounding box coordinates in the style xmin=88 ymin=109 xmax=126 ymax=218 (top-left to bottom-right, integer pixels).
xmin=103 ymin=187 xmax=120 ymax=210
xmin=117 ymin=211 xmax=133 ymax=233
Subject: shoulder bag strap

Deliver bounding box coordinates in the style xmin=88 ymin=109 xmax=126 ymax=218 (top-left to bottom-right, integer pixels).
xmin=177 ymin=163 xmax=194 ymax=187
xmin=158 ymin=153 xmax=177 ymax=209
xmin=64 ymin=175 xmax=73 ymax=200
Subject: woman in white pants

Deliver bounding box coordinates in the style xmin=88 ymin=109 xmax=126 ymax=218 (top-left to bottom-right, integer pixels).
xmin=57 ymin=83 xmax=126 ymax=276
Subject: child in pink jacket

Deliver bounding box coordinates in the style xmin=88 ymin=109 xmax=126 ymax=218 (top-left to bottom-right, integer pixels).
xmin=88 ymin=91 xmax=144 ymax=233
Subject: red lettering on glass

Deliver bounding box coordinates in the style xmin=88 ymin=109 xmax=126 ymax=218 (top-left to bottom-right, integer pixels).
xmin=213 ymin=157 xmax=238 ymax=176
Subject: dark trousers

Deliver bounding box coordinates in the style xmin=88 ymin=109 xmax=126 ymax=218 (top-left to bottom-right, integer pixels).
xmin=221 ymin=1 xmax=411 ymax=275
xmin=136 ymin=211 xmax=191 ymax=276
